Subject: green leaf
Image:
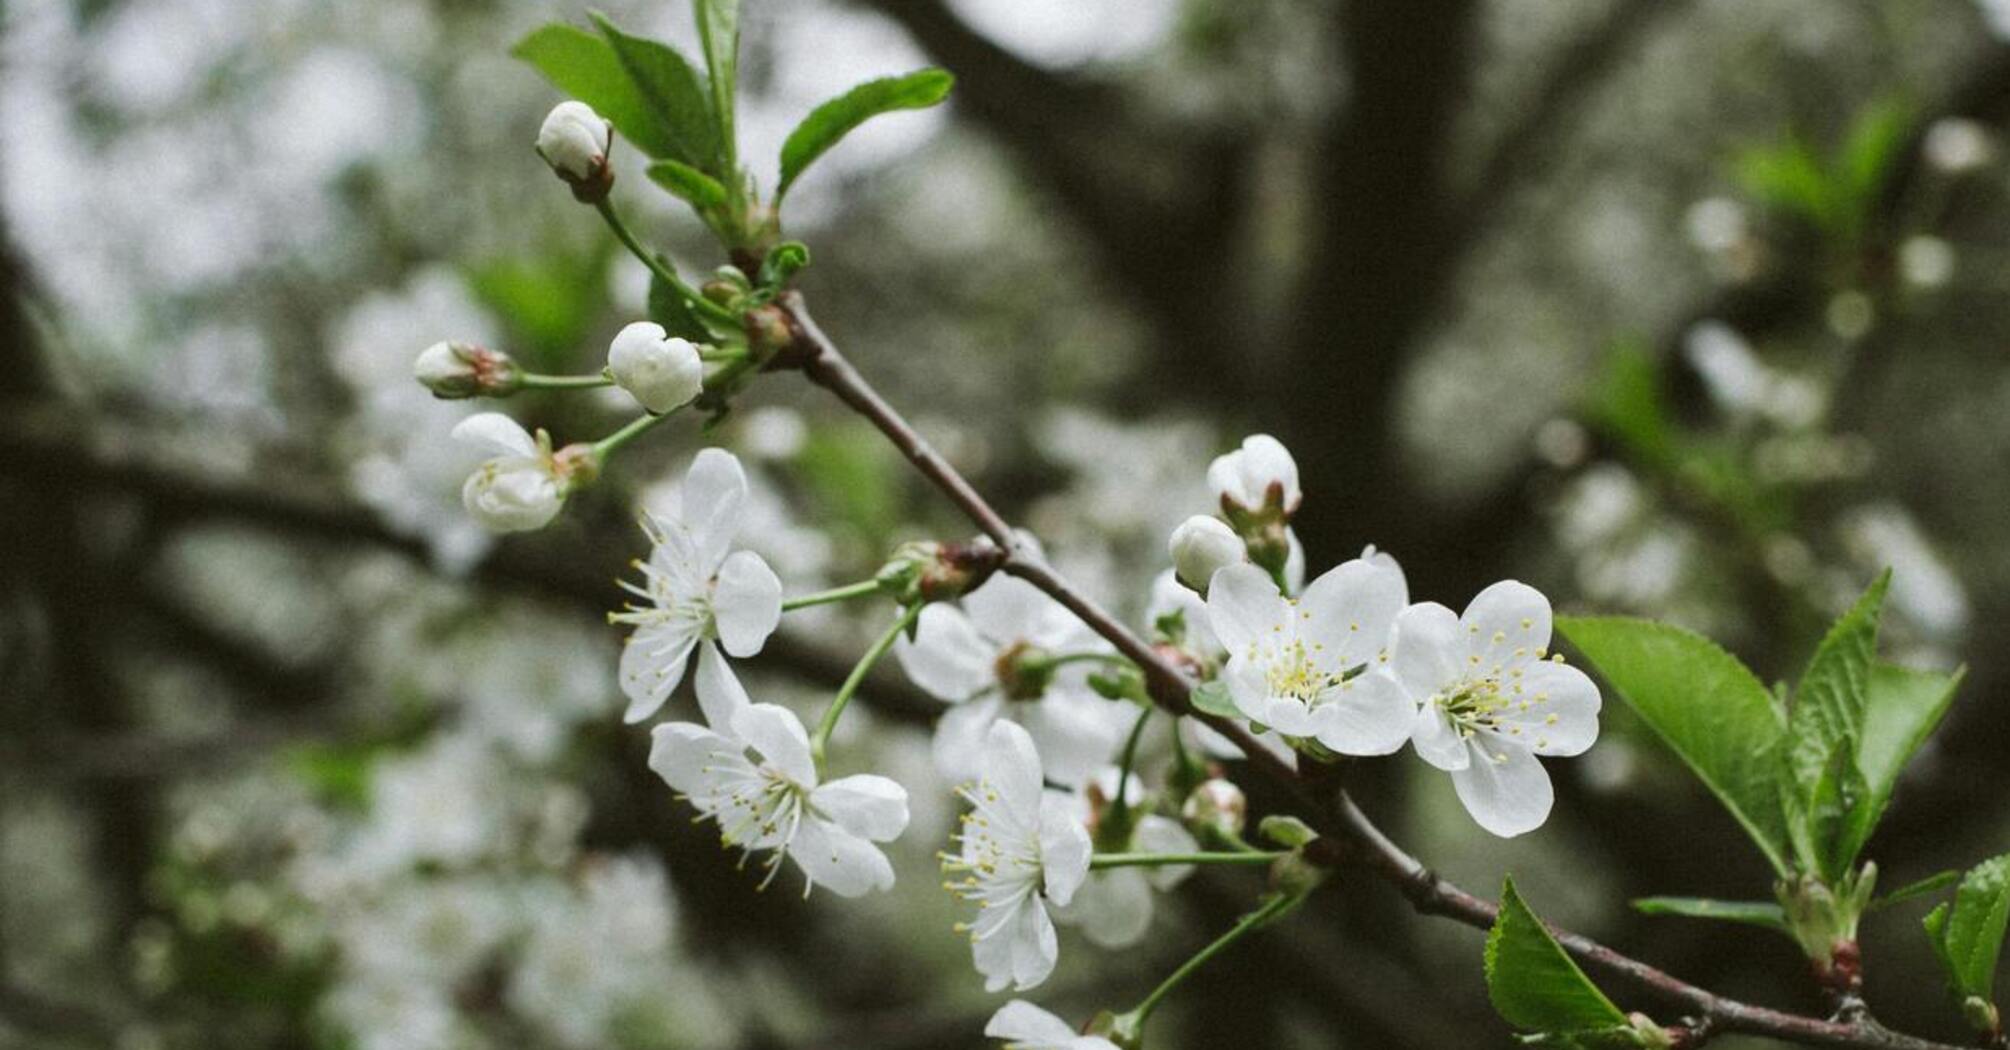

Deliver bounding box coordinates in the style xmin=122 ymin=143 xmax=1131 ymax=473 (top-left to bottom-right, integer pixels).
xmin=1487 ymin=878 xmax=1631 ymax=1035
xmin=1783 ymin=573 xmax=1888 ymax=879
xmin=589 ymin=13 xmax=718 ymax=170
xmin=1189 ymin=679 xmax=1240 ymax=720
xmin=513 ymin=24 xmax=687 ymax=164
xmin=647 ymin=274 xmax=711 ymax=342
xmin=1838 ymin=100 xmax=1910 ymax=215
xmin=1737 ymin=138 xmax=1838 ymax=232
xmin=647 ymin=159 xmax=728 ymax=209
xmin=777 ymin=69 xmax=955 ymax=199
xmin=694 ymin=0 xmax=740 ymax=173
xmin=1847 ymin=662 xmax=1964 ymax=862
xmin=1924 ymin=854 xmax=2010 ymax=1002
xmin=1872 ymin=870 xmax=1959 ymax=913
xmin=758 ymin=241 xmax=811 ymax=288
xmin=1632 ymin=896 xmax=1789 ymax=932
xmin=1557 ymin=617 xmax=1792 ymax=875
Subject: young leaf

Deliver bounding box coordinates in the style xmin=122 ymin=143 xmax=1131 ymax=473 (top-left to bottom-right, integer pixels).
xmin=1923 ymin=855 xmax=2010 ymax=1010
xmin=1783 ymin=573 xmax=1888 ymax=879
xmin=647 ymin=159 xmax=729 ymax=209
xmin=1845 ymin=662 xmax=1964 ymax=862
xmin=1632 ymin=897 xmax=1788 ymax=932
xmin=693 ymin=0 xmax=741 ymax=173
xmin=589 ymin=14 xmax=718 ymax=171
xmin=1189 ymin=679 xmax=1240 ymax=720
xmin=514 ymin=24 xmax=682 ymax=160
xmin=1870 ymin=870 xmax=1959 ymax=913
xmin=1557 ymin=617 xmax=1792 ymax=875
xmin=647 ymin=274 xmax=712 ymax=342
xmin=776 ymin=69 xmax=955 ymax=199
xmin=1487 ymin=878 xmax=1631 ymax=1035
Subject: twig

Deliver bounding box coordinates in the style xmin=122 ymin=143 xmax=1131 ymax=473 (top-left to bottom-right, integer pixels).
xmin=778 ymin=292 xmax=1973 ymax=1050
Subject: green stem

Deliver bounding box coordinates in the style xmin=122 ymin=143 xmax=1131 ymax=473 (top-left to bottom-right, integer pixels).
xmin=1090 ymin=851 xmax=1283 ymax=870
xmin=519 ymin=373 xmax=614 ymax=390
xmin=1043 ymin=651 xmax=1129 ymax=671
xmin=593 ymin=199 xmax=737 ymax=326
xmin=1127 ymin=892 xmax=1298 ymax=1027
xmin=782 ymin=579 xmax=883 ymax=612
xmin=592 ymin=410 xmax=676 ymax=460
xmin=810 ymin=603 xmax=922 ymax=772
xmin=1107 ymin=707 xmax=1153 ymax=831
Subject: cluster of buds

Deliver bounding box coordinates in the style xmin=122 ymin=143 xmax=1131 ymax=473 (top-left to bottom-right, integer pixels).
xmin=536 ymin=101 xmax=615 ymax=203
xmin=1167 ymin=434 xmax=1302 ymax=595
xmin=874 ymin=538 xmax=1005 ymax=606
xmin=414 ymin=341 xmax=522 ymax=399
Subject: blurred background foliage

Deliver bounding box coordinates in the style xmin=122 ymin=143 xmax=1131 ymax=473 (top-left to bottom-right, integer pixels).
xmin=2 ymin=0 xmax=2008 ymax=1047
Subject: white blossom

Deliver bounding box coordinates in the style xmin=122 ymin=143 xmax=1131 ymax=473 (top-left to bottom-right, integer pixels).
xmin=1051 ymin=770 xmax=1198 ymax=948
xmin=894 ymin=575 xmax=1127 ymax=787
xmin=1923 ymin=117 xmax=1993 ymax=174
xmin=607 ymin=321 xmax=704 ymax=413
xmin=536 ymin=100 xmax=611 ymax=181
xmin=452 ymin=412 xmax=573 ymax=533
xmin=985 ymin=1000 xmax=1118 ymax=1050
xmin=650 ymin=703 xmax=909 ymax=897
xmin=1168 ymin=514 xmax=1244 ymax=590
xmin=1206 ymin=558 xmax=1412 ymax=754
xmin=1377 ymin=581 xmax=1602 ymax=837
xmin=1207 ymin=433 xmax=1300 ymax=517
xmin=612 ymin=449 xmax=783 ymax=726
xmin=945 ymin=721 xmax=1092 ymax=992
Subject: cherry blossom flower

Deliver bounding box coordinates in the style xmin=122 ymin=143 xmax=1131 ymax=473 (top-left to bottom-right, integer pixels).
xmin=453 ymin=413 xmax=584 ymax=533
xmin=985 ymin=1001 xmax=1118 ymax=1050
xmin=612 ymin=449 xmax=782 ymax=726
xmin=1376 ymin=581 xmax=1602 ymax=837
xmin=649 ymin=703 xmax=909 ymax=897
xmin=945 ymin=721 xmax=1092 ymax=992
xmin=1208 ymin=433 xmax=1301 ymax=519
xmin=1052 ymin=770 xmax=1199 ymax=948
xmin=1205 ymin=557 xmax=1412 ymax=754
xmin=894 ymin=575 xmax=1127 ymax=787
xmin=606 ymin=322 xmax=704 ymax=413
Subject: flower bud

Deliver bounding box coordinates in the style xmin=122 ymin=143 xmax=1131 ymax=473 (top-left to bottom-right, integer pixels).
xmin=875 ymin=538 xmax=1005 ymax=605
xmin=1181 ymin=778 xmax=1247 ymax=838
xmin=1168 ymin=515 xmax=1244 ymax=591
xmin=1208 ymin=434 xmax=1301 ymax=523
xmin=452 ymin=413 xmax=597 ymax=533
xmin=606 ymin=322 xmax=704 ymax=413
xmin=414 ymin=341 xmax=520 ymax=399
xmin=535 ymin=101 xmax=614 ymax=202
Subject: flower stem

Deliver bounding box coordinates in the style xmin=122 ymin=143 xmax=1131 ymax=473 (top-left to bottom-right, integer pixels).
xmin=1089 ymin=851 xmax=1283 ymax=870
xmin=593 ymin=199 xmax=738 ymax=327
xmin=810 ymin=602 xmax=923 ymax=773
xmin=591 ymin=410 xmax=676 ymax=460
xmin=520 ymin=373 xmax=614 ymax=390
xmin=1041 ymin=651 xmax=1129 ymax=671
xmin=782 ymin=579 xmax=883 ymax=612
xmin=1106 ymin=706 xmax=1153 ymax=833
xmin=1125 ymin=891 xmax=1298 ymax=1028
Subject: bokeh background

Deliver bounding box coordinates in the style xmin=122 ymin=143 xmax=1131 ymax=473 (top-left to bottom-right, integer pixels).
xmin=3 ymin=0 xmax=2009 ymax=1047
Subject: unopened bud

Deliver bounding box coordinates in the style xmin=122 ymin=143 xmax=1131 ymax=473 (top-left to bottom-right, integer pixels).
xmin=1960 ymin=995 xmax=2000 ymax=1037
xmin=1628 ymin=1013 xmax=1676 ymax=1049
xmin=743 ymin=303 xmax=797 ymax=362
xmin=1181 ymin=778 xmax=1247 ymax=838
xmin=536 ymin=101 xmax=614 ymax=202
xmin=414 ymin=341 xmax=520 ymax=399
xmin=1258 ymin=815 xmax=1317 ymax=849
xmin=1168 ymin=515 xmax=1244 ymax=591
xmin=1208 ymin=434 xmax=1301 ymax=524
xmin=876 ymin=539 xmax=1006 ymax=605
xmin=607 ymin=322 xmax=704 ymax=413
xmin=1270 ymin=851 xmax=1327 ymax=898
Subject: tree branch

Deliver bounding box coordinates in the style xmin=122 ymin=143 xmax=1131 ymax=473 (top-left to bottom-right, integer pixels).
xmin=777 ymin=290 xmax=1972 ymax=1050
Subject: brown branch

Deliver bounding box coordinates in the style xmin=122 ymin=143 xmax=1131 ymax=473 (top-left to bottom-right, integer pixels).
xmin=777 ymin=291 xmax=1972 ymax=1050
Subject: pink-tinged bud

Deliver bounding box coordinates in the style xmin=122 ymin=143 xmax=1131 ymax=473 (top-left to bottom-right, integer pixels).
xmin=414 ymin=341 xmax=520 ymax=399
xmin=536 ymin=101 xmax=615 ymax=202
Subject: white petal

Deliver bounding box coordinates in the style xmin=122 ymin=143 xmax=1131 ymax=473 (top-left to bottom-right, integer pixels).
xmin=896 ymin=604 xmax=997 ymax=701
xmin=812 ymin=775 xmax=910 ymax=842
xmin=1410 ymin=700 xmax=1471 ymax=771
xmin=1134 ymin=815 xmax=1200 ymax=891
xmin=1449 ymin=742 xmax=1554 ymax=837
xmin=693 ymin=641 xmax=752 ymax=730
xmin=1283 ymin=528 xmax=1307 ymax=594
xmin=932 ymin=694 xmax=1004 ymax=783
xmin=1055 ymin=868 xmax=1154 ymax=948
xmin=682 ymin=448 xmax=750 ymax=571
xmin=1206 ymin=562 xmax=1287 ymax=654
xmin=972 ymin=896 xmax=1057 ymax=993
xmin=962 ymin=575 xmax=1060 ymax=646
xmin=646 ymin=721 xmax=747 ymax=799
xmin=980 ymin=719 xmax=1046 ymax=826
xmin=1390 ymin=602 xmax=1463 ymax=699
xmin=1494 ymin=660 xmax=1602 ymax=757
xmin=790 ymin=818 xmax=895 ymax=897
xmin=1220 ymin=654 xmax=1277 ymax=726
xmin=1461 ymin=580 xmax=1552 ymax=673
xmin=1262 ymin=695 xmax=1319 ymax=738
xmin=713 ymin=550 xmax=783 ymax=657
xmin=730 ymin=703 xmax=816 ymax=787
xmin=1299 ymin=557 xmax=1409 ymax=667
xmin=1314 ymin=669 xmax=1414 ymax=756
xmin=1036 ymin=793 xmax=1092 ymax=906
xmin=450 ymin=412 xmax=537 ymax=458
xmin=1017 ymin=693 xmax=1125 ymax=789
xmin=620 ymin=624 xmax=698 ymax=723
xmin=985 ymin=1000 xmax=1082 ymax=1044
